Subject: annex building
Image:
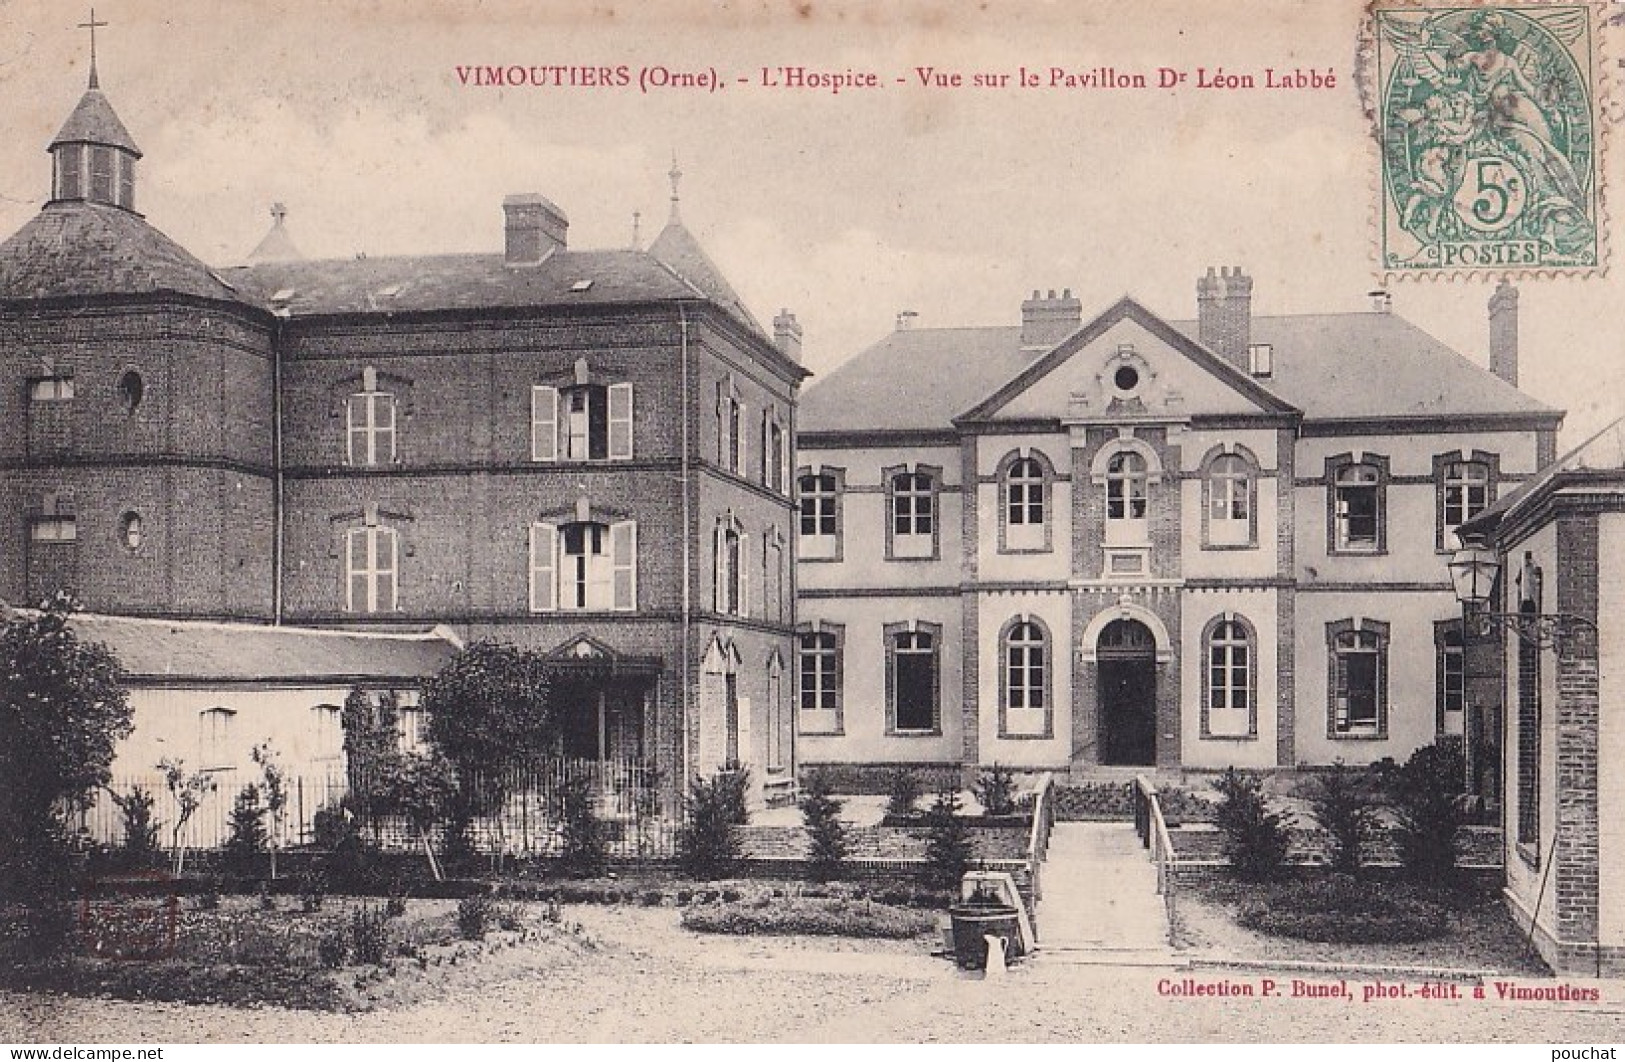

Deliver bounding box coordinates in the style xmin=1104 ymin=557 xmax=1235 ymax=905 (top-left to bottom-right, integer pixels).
xmin=794 ymin=273 xmax=1562 ymax=788
xmin=0 ymin=65 xmax=808 ymax=806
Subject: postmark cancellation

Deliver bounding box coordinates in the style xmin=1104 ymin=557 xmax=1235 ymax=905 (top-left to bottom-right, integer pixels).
xmin=1370 ymin=2 xmax=1603 ymax=276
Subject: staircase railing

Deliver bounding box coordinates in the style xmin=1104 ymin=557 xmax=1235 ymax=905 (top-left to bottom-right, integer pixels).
xmin=1026 ymin=772 xmax=1056 ymax=903
xmin=1132 ymin=774 xmax=1177 ymax=933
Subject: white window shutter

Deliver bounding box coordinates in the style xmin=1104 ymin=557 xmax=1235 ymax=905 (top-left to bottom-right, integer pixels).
xmin=737 ymin=695 xmax=753 ymax=767
xmin=779 ymin=428 xmax=791 ymax=496
xmin=379 ymin=527 xmax=399 ymax=611
xmin=611 ymin=520 xmax=638 ymax=611
xmin=530 ymin=522 xmax=557 ymax=612
xmin=346 ymin=528 xmax=366 ymax=611
xmin=739 ymin=532 xmax=749 ymax=616
xmin=736 ymin=404 xmax=748 ymax=474
xmin=714 ymin=524 xmax=725 ymax=612
xmin=531 ymin=386 xmax=558 ymax=462
xmin=608 ymin=383 xmax=634 ymax=460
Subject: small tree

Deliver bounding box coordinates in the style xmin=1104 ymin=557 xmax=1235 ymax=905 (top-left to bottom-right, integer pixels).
xmin=800 ymin=769 xmax=847 ymax=882
xmin=224 ymin=783 xmax=268 ymax=874
xmin=1304 ymin=760 xmax=1378 ymax=875
xmin=107 ymin=784 xmax=160 ymax=869
xmin=885 ymin=768 xmax=923 ymax=819
xmin=923 ymin=788 xmax=974 ymax=892
xmin=341 ymin=687 xmax=401 ymax=834
xmin=974 ymin=764 xmax=1019 ymax=817
xmin=159 ymin=759 xmax=217 ymax=878
xmin=251 ymin=742 xmax=290 ymax=880
xmin=679 ymin=767 xmax=750 ymax=880
xmin=377 ymin=749 xmax=457 ymax=881
xmin=0 ymin=592 xmax=133 ymax=904
xmin=1390 ymin=742 xmax=1469 ymax=884
xmin=557 ymin=771 xmax=608 ymax=878
xmin=1213 ymin=768 xmax=1293 ymax=882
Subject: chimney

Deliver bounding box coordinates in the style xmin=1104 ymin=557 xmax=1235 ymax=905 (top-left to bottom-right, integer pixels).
xmin=773 ymin=308 xmax=803 ymax=363
xmin=503 ymin=193 xmax=569 ymax=265
xmin=1488 ymin=279 xmax=1519 ymax=388
xmin=1196 ymin=266 xmax=1253 ymax=371
xmin=1020 ymin=288 xmax=1083 ymax=349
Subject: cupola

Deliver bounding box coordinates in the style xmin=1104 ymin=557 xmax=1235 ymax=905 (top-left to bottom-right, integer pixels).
xmin=48 ymin=43 xmax=142 ymax=211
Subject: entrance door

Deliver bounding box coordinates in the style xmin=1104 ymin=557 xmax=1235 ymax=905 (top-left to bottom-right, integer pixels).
xmin=1097 ymin=619 xmax=1157 ymax=766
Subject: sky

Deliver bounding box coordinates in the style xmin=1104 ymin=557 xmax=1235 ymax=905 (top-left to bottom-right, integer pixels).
xmin=0 ymin=0 xmax=1619 ymax=443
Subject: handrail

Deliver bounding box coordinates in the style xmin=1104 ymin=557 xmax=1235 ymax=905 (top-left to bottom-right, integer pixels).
xmin=1133 ymin=774 xmax=1177 ymax=936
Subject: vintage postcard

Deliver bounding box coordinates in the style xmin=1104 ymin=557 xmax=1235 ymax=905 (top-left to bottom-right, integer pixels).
xmin=1 ymin=0 xmax=1625 ymax=1048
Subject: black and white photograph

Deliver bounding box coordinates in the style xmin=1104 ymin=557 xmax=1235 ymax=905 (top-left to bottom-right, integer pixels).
xmin=2 ymin=0 xmax=1625 ymax=1046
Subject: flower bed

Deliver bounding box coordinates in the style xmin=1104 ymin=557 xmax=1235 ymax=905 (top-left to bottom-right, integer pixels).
xmin=1236 ymin=876 xmax=1447 ymax=944
xmin=681 ymin=896 xmax=938 ymax=939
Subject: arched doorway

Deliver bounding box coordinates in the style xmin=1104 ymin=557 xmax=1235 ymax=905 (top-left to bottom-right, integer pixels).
xmin=1097 ymin=618 xmax=1156 ymax=766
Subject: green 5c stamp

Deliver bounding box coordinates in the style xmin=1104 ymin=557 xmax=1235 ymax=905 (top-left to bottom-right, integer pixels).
xmin=1374 ymin=4 xmax=1601 ymax=275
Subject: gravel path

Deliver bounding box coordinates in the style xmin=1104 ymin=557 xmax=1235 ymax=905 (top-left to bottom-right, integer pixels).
xmin=6 ymin=906 xmax=1625 ymax=1043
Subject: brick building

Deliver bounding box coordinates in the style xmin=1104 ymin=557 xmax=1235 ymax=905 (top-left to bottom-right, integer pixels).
xmin=795 ymin=275 xmax=1562 ymax=784
xmin=0 ymin=69 xmax=808 ymax=806
xmin=1457 ymin=417 xmax=1625 ymax=976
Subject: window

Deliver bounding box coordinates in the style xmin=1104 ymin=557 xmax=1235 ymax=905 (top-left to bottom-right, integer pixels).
xmin=717 ymin=380 xmax=745 ymax=474
xmin=117 ymin=155 xmax=135 ymax=210
xmin=199 ymin=706 xmax=236 ymax=770
xmin=1203 ymin=617 xmax=1257 ymax=738
xmin=1000 ymin=618 xmax=1051 ymax=738
xmin=762 ymin=413 xmax=789 ymax=494
xmin=1203 ymin=449 xmax=1256 ymax=548
xmin=56 ymin=143 xmax=82 ymax=199
xmin=529 ymin=519 xmax=637 ymax=612
xmin=1001 ymin=453 xmax=1050 ymax=553
xmin=1106 ymin=451 xmax=1148 ymax=522
xmin=118 ymin=371 xmax=144 ymax=413
xmin=1437 ymin=454 xmax=1496 ymax=549
xmin=714 ymin=518 xmax=747 ymax=616
xmin=798 ymin=470 xmax=842 ymax=560
xmin=29 ymin=516 xmax=77 ymax=542
xmin=886 ymin=466 xmax=939 ymax=560
xmin=1328 ymin=620 xmax=1388 ymax=737
xmin=1248 ymin=343 xmax=1273 ymax=377
xmin=766 ymin=655 xmax=786 ymax=771
xmin=345 ymin=524 xmax=398 ymax=613
xmin=346 ymin=390 xmax=396 ymax=466
xmin=763 ymin=530 xmax=786 ymax=623
xmin=29 ymin=376 xmax=74 ymax=402
xmin=1328 ymin=456 xmax=1388 ymax=554
xmin=119 ymin=512 xmax=143 ymax=551
xmin=311 ymin=704 xmax=343 ymax=761
xmin=1516 ymin=601 xmax=1541 ymax=848
xmin=397 ymin=705 xmax=426 ymax=752
xmin=886 ymin=622 xmax=941 ymax=735
xmin=531 ymin=380 xmax=633 ymax=462
xmin=1436 ymin=621 xmax=1465 ymax=737
xmin=798 ymin=627 xmax=842 ymax=732
xmin=89 ymin=147 xmax=114 ymax=202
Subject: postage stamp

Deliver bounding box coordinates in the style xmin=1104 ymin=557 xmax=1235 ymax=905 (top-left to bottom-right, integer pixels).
xmin=1371 ymin=3 xmax=1602 ymax=276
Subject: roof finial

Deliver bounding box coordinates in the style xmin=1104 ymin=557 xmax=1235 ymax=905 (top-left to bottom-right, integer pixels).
xmin=668 ymin=151 xmax=682 ymax=222
xmin=271 ymin=202 xmax=287 ymax=226
xmin=631 ymin=210 xmax=641 ymax=250
xmin=78 ymin=7 xmax=107 ymax=90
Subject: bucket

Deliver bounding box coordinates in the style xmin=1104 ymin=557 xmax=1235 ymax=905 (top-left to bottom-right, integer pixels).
xmin=948 ymin=903 xmax=1023 ymax=969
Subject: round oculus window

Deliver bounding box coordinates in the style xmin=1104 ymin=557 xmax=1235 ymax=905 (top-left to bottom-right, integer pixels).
xmin=1113 ymin=365 xmax=1140 ymax=393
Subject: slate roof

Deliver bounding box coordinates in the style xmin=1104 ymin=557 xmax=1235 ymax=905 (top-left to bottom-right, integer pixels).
xmin=646 ymin=218 xmax=766 ymax=335
xmin=800 ymin=307 xmax=1559 ymax=433
xmin=0 ymin=201 xmax=241 ymax=302
xmin=64 ymin=613 xmax=461 ymax=684
xmin=50 ymin=87 xmax=141 ymax=155
xmin=1459 ymin=415 xmax=1625 ymax=541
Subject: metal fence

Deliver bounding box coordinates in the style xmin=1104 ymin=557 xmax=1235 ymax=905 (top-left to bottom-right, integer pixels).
xmin=84 ymin=757 xmax=677 ymax=860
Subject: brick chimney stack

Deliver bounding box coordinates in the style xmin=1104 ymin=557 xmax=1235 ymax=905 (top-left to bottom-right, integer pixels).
xmin=503 ymin=193 xmax=569 ymax=265
xmin=773 ymin=309 xmax=803 ymax=364
xmin=1020 ymin=288 xmax=1083 ymax=349
xmin=1197 ymin=266 xmax=1253 ymax=371
xmin=1488 ymin=279 xmax=1519 ymax=388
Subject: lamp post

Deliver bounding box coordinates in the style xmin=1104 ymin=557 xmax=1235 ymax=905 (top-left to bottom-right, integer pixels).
xmin=1446 ymin=541 xmax=1597 ymax=658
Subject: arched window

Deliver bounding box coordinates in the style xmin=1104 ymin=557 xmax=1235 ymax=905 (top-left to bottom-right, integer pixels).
xmin=1329 ymin=457 xmax=1388 ymax=554
xmin=1204 ymin=451 xmax=1256 ymax=548
xmin=798 ymin=623 xmax=844 ymax=735
xmin=1203 ymin=617 xmax=1256 ymax=738
xmin=714 ymin=517 xmax=747 ymax=616
xmin=885 ymin=465 xmax=940 ymax=560
xmin=1328 ymin=620 xmax=1389 ymax=737
xmin=1106 ymin=451 xmax=1148 ymax=522
xmin=1000 ymin=618 xmax=1052 ymax=738
xmin=798 ymin=469 xmax=843 ymax=560
xmin=1001 ymin=452 xmax=1051 ymax=552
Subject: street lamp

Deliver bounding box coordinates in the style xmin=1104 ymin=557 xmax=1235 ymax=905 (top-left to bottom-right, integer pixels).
xmin=1447 ymin=541 xmax=1597 ymax=658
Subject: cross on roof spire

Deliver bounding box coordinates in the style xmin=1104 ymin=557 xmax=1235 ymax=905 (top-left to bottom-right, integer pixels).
xmin=668 ymin=152 xmax=682 ymax=222
xmin=78 ymin=7 xmax=108 ymax=90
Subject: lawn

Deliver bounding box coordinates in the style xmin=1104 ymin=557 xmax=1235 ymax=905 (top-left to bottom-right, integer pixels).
xmin=1172 ymin=875 xmax=1550 ymax=975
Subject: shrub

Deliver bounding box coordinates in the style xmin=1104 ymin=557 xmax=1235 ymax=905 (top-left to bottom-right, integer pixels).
xmin=800 ymin=769 xmax=848 ymax=882
xmin=111 ymin=785 xmax=160 ymax=868
xmin=975 ymin=764 xmax=1019 ymax=817
xmin=258 ymin=882 xmax=276 ymax=912
xmin=1390 ymin=742 xmax=1469 ymax=883
xmin=198 ymin=877 xmax=223 ymax=911
xmin=384 ymin=894 xmax=407 ymax=919
xmin=923 ymin=788 xmax=974 ymax=892
xmin=1238 ymin=877 xmax=1447 ymax=943
xmin=299 ymin=869 xmax=329 ymax=912
xmin=317 ymin=925 xmax=350 ymax=968
xmin=885 ymin=768 xmax=923 ymax=819
xmin=457 ymin=894 xmax=494 ymax=940
xmin=349 ymin=904 xmax=392 ymax=965
xmin=681 ymin=897 xmax=936 ymax=939
xmin=1213 ymin=768 xmax=1293 ymax=882
xmin=557 ymin=771 xmax=609 ymax=877
xmin=1303 ymin=761 xmax=1378 ymax=875
xmin=678 ymin=767 xmax=749 ymax=880
xmin=224 ymin=784 xmax=269 ymax=873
